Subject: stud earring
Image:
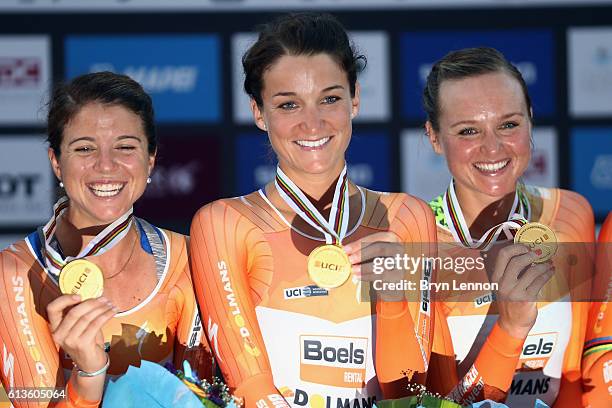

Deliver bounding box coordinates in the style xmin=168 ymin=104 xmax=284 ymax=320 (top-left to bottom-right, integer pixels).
xmin=59 ymin=181 xmax=64 ymax=188
xmin=146 ymin=177 xmax=152 ymax=184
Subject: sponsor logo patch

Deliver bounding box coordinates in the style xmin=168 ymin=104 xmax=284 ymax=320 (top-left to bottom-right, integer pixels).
xmin=473 ymin=292 xmax=496 ymax=308
xmin=284 ymin=285 xmax=329 ymax=300
xmin=510 ymin=377 xmax=551 ymax=396
xmin=292 ymin=388 xmax=376 ymax=408
xmin=517 ymin=332 xmax=557 ymax=371
xmin=300 ymin=335 xmax=368 ymax=388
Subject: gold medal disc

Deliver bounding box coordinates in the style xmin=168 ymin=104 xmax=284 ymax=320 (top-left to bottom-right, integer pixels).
xmin=514 ymin=222 xmax=558 ymax=263
xmin=59 ymin=259 xmax=104 ymax=300
xmin=307 ymin=244 xmax=351 ymax=289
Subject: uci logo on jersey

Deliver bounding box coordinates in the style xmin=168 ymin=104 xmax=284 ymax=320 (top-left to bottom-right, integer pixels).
xmin=474 ymin=292 xmax=496 ymax=308
xmin=300 ymin=335 xmax=368 ymax=388
xmin=517 ymin=332 xmax=557 ymax=371
xmin=284 ymin=285 xmax=329 ymax=300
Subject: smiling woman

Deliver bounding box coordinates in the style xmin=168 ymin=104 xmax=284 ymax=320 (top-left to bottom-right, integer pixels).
xmin=190 ymin=12 xmax=437 ymax=408
xmin=48 ymin=103 xmax=154 ymax=227
xmin=421 ymin=47 xmax=595 ymax=407
xmin=0 ymin=72 xmax=212 ymax=408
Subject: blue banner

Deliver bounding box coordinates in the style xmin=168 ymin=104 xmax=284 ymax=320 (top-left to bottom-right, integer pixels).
xmin=399 ymin=30 xmax=554 ymax=120
xmin=65 ymin=35 xmax=221 ymax=123
xmin=235 ymin=132 xmax=391 ymax=195
xmin=570 ymin=128 xmax=612 ymax=218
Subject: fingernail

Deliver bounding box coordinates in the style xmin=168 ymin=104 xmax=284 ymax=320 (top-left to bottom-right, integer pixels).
xmin=97 ymin=296 xmax=108 ymax=303
xmin=348 ymin=254 xmax=358 ymax=264
xmin=112 ymin=306 xmax=119 ymax=312
xmin=71 ymin=294 xmax=81 ymax=301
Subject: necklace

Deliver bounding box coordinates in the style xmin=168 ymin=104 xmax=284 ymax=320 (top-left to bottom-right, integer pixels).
xmin=104 ymin=228 xmax=138 ymax=281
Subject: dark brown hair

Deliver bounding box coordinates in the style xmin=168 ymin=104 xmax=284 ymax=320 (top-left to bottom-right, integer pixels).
xmin=243 ymin=12 xmax=366 ymax=107
xmin=47 ymin=71 xmax=156 ymax=156
xmin=423 ymin=47 xmax=532 ymax=131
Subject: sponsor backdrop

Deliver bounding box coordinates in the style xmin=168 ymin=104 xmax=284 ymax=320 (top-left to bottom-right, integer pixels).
xmin=399 ymin=29 xmax=555 ymax=120
xmin=568 ymin=27 xmax=612 ymax=117
xmin=0 ymin=1 xmax=609 ymax=12
xmin=0 ymin=235 xmax=22 ymax=251
xmin=0 ymin=5 xmax=610 ymax=237
xmin=134 ymin=133 xmax=223 ymax=226
xmin=0 ymin=36 xmax=51 ymax=124
xmin=570 ymin=127 xmax=612 ymax=218
xmin=65 ymin=35 xmax=221 ymax=123
xmin=0 ymin=136 xmax=54 ymax=227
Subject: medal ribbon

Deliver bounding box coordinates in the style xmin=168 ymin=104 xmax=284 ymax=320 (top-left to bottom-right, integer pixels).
xmin=41 ymin=196 xmax=134 ymax=276
xmin=275 ymin=165 xmax=350 ymax=245
xmin=443 ymin=179 xmax=531 ymax=250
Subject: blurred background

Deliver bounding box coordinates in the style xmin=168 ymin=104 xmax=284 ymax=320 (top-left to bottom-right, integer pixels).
xmin=0 ymin=0 xmax=611 ymax=245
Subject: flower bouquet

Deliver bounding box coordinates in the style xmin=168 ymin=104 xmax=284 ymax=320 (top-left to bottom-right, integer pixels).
xmin=375 ymin=382 xmax=550 ymax=408
xmin=102 ymin=360 xmax=240 ymax=408
xmin=376 ymin=396 xmax=549 ymax=408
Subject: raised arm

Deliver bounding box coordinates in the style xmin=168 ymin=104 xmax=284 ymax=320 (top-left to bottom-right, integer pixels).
xmin=0 ymin=248 xmax=107 ymax=408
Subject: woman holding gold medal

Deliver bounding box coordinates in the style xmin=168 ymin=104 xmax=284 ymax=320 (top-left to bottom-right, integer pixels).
xmin=582 ymin=212 xmax=612 ymax=407
xmin=0 ymin=72 xmax=211 ymax=407
xmin=414 ymin=47 xmax=595 ymax=407
xmin=190 ymin=12 xmax=437 ymax=408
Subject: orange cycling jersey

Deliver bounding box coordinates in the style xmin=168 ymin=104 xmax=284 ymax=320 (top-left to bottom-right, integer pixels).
xmin=190 ymin=188 xmax=437 ymax=408
xmin=0 ymin=218 xmax=211 ymax=407
xmin=583 ymin=212 xmax=612 ymax=407
xmin=428 ymin=186 xmax=594 ymax=407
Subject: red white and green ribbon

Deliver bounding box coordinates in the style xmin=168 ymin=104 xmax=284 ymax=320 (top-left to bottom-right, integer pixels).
xmin=275 ymin=165 xmax=350 ymax=245
xmin=442 ymin=179 xmax=531 ymax=250
xmin=41 ymin=196 xmax=134 ymax=276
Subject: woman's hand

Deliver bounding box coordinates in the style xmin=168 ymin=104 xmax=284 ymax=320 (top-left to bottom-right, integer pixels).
xmin=47 ymin=294 xmax=116 ymax=399
xmin=490 ymin=244 xmax=555 ymax=339
xmin=344 ymin=231 xmax=409 ymax=301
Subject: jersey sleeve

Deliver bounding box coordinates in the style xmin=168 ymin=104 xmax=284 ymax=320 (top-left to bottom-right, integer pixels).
xmin=166 ymin=234 xmax=215 ymax=381
xmin=583 ymin=212 xmax=612 ymax=407
xmin=0 ymin=247 xmax=100 ymax=407
xmin=427 ymin=260 xmax=527 ymax=402
xmin=448 ymin=323 xmax=524 ymax=405
xmin=189 ymin=201 xmax=289 ymax=408
xmin=374 ymin=195 xmax=437 ymax=398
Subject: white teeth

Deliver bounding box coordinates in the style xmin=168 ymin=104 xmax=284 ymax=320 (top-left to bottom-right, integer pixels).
xmin=89 ymin=183 xmax=123 ymax=197
xmin=296 ymin=137 xmax=330 ymax=148
xmin=474 ymin=160 xmax=510 ymax=172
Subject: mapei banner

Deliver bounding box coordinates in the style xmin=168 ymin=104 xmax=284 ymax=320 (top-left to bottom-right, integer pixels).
xmin=399 ymin=29 xmax=554 ymax=120
xmin=65 ymin=35 xmax=221 ymax=123
xmin=570 ymin=127 xmax=612 ymax=218
xmin=235 ymin=132 xmax=391 ymax=195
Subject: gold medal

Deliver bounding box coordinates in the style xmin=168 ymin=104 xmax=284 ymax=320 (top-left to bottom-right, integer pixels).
xmin=514 ymin=222 xmax=558 ymax=263
xmin=59 ymin=259 xmax=104 ymax=300
xmin=307 ymin=244 xmax=351 ymax=288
